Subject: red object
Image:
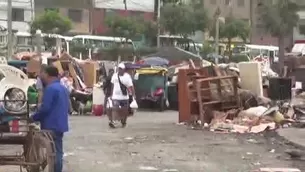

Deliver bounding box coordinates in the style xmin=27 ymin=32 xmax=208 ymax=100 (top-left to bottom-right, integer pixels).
xmin=11 ymin=120 xmax=19 ymax=133
xmin=92 ymin=104 xmax=103 ymax=116
xmin=154 ymin=88 xmax=164 ymax=96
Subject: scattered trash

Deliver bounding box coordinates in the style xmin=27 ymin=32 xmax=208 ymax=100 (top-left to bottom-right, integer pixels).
xmin=163 ymin=169 xmax=178 ymax=172
xmin=269 ymin=149 xmax=275 ymax=153
xmin=139 ymin=166 xmax=159 ymax=171
xmin=63 ymin=152 xmax=75 ymax=157
xmin=256 ymin=168 xmax=300 ymax=172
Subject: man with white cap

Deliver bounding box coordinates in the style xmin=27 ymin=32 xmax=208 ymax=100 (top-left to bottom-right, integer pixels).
xmin=109 ymin=63 xmax=135 ymax=128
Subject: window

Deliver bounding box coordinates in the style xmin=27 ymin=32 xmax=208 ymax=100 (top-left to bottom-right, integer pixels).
xmin=68 ymin=9 xmax=82 ymax=22
xmin=237 ymin=0 xmax=244 ymax=7
xmin=44 ymin=8 xmax=59 ymax=12
xmin=12 ymin=8 xmax=24 ymax=21
xmin=210 ymin=0 xmax=216 ymax=5
xmin=225 ymin=0 xmax=230 ymax=5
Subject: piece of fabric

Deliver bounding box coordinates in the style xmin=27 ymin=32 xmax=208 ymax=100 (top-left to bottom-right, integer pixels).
xmin=112 ymin=99 xmax=129 ymax=108
xmin=53 ymin=132 xmax=64 ymax=172
xmin=32 ymin=80 xmax=69 ymax=133
xmin=111 ymin=73 xmax=133 ymax=100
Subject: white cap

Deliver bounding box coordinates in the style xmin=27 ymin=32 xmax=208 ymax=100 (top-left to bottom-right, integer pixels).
xmin=118 ymin=63 xmax=125 ymax=69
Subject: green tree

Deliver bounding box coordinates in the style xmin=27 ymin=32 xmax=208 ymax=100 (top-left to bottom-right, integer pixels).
xmin=30 ymin=10 xmax=72 ymax=34
xmin=209 ymin=17 xmax=249 ymax=54
xmin=105 ymin=15 xmax=145 ymax=43
xmin=160 ymin=2 xmax=208 ymax=38
xmin=142 ymin=21 xmax=158 ymax=46
xmin=258 ymin=0 xmax=299 ymax=70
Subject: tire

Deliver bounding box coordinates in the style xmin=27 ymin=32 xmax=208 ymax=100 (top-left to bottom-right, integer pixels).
xmin=25 ymin=131 xmax=55 ymax=172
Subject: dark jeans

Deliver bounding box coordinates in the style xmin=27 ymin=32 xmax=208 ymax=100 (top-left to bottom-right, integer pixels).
xmin=53 ymin=132 xmax=64 ymax=172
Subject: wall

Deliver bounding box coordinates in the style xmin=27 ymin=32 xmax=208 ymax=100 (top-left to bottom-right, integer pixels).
xmin=35 ymin=0 xmax=92 ymax=34
xmin=92 ymin=8 xmax=154 ymax=34
xmin=0 ymin=0 xmax=34 ymax=32
xmin=294 ymin=12 xmax=305 ymax=42
xmin=94 ymin=0 xmax=155 ymax=12
xmin=203 ymin=0 xmax=251 ymax=20
xmin=35 ymin=7 xmax=90 ymax=34
xmin=250 ymin=0 xmax=292 ymax=47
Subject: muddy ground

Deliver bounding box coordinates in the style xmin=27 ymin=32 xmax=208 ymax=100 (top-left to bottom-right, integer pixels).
xmin=1 ymin=111 xmax=305 ymax=172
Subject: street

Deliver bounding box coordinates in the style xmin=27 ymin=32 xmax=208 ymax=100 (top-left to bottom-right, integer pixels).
xmin=1 ymin=111 xmax=305 ymax=172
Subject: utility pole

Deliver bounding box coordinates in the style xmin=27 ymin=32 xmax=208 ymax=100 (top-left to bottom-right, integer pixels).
xmin=156 ymin=0 xmax=161 ymax=48
xmin=123 ymin=0 xmax=127 ymax=10
xmin=7 ymin=0 xmax=13 ymax=60
xmin=214 ymin=7 xmax=221 ymax=64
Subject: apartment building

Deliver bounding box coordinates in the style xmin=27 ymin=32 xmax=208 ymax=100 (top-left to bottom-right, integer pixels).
xmin=293 ymin=0 xmax=305 ymax=43
xmin=34 ymin=0 xmax=93 ymax=34
xmin=0 ymin=0 xmax=34 ymax=32
xmin=92 ymin=0 xmax=155 ymax=34
xmin=203 ymin=0 xmax=251 ymax=43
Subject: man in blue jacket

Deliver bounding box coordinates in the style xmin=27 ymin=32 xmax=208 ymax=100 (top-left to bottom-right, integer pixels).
xmin=31 ymin=66 xmax=69 ymax=172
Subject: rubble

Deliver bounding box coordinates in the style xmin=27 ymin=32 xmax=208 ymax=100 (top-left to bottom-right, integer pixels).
xmin=177 ymin=61 xmax=299 ymax=134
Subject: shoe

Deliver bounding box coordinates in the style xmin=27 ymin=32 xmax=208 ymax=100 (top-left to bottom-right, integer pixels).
xmin=121 ymin=120 xmax=127 ymax=128
xmin=109 ymin=122 xmax=115 ymax=129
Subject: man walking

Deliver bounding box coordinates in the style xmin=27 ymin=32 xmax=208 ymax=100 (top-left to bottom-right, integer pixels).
xmin=31 ymin=66 xmax=69 ymax=172
xmin=109 ymin=63 xmax=135 ymax=128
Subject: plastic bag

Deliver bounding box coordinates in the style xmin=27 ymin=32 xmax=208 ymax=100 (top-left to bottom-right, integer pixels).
xmin=130 ymin=98 xmax=138 ymax=109
xmin=106 ymin=98 xmax=113 ymax=108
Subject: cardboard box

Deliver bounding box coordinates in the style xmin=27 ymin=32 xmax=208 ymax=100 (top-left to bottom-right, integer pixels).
xmin=81 ymin=61 xmax=97 ymax=88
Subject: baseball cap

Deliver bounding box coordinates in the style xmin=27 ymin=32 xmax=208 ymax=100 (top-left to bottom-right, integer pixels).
xmin=118 ymin=63 xmax=125 ymax=69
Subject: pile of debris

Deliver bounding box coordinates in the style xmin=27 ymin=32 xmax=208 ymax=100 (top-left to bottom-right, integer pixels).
xmin=177 ymin=61 xmax=297 ymax=133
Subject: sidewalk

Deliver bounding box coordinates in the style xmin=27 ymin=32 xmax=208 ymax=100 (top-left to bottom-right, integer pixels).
xmin=277 ymin=128 xmax=305 ymax=149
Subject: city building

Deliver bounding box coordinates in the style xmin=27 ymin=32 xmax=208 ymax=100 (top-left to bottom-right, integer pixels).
xmin=293 ymin=0 xmax=305 ymax=43
xmin=203 ymin=0 xmax=305 ymax=47
xmin=0 ymin=0 xmax=35 ymax=32
xmin=203 ymin=0 xmax=251 ymax=44
xmin=34 ymin=0 xmax=93 ymax=34
xmin=92 ymin=0 xmax=155 ymax=34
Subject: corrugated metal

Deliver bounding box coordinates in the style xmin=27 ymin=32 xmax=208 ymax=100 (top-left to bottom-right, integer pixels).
xmin=94 ymin=0 xmax=155 ymax=12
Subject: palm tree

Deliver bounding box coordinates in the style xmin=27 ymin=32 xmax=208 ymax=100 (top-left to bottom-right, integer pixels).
xmin=258 ymin=0 xmax=299 ymax=70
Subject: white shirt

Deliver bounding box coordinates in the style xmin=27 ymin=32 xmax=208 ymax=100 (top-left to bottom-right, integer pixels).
xmin=111 ymin=72 xmax=133 ymax=100
xmin=60 ymin=77 xmax=73 ymax=93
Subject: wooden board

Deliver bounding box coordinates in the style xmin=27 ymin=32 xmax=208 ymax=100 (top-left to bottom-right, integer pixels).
xmin=81 ymin=61 xmax=97 ymax=88
xmin=68 ymin=63 xmax=81 ymax=89
xmin=52 ymin=60 xmax=64 ymax=75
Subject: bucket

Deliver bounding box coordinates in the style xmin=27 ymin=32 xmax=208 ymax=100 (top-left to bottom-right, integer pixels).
xmin=92 ymin=104 xmax=103 ymax=116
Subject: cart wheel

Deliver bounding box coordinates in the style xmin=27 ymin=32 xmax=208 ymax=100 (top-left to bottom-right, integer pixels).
xmin=25 ymin=130 xmax=55 ymax=172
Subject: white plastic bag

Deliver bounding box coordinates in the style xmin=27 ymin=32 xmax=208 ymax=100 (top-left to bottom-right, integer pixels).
xmin=106 ymin=98 xmax=113 ymax=108
xmin=130 ymin=98 xmax=138 ymax=109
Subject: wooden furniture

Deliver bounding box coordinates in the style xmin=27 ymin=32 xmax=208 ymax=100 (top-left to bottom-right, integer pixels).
xmin=178 ymin=68 xmax=210 ymax=123
xmin=195 ymin=75 xmax=239 ymax=125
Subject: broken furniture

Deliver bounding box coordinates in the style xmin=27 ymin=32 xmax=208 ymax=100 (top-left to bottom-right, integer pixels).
xmin=195 ymin=75 xmax=239 ymax=125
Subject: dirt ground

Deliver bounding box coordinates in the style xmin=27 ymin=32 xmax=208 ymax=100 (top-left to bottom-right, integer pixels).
xmin=1 ymin=111 xmax=305 ymax=172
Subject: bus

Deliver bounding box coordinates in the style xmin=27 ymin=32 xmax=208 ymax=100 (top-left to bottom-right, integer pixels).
xmin=233 ymin=44 xmax=278 ymax=58
xmin=14 ymin=32 xmax=70 ymax=52
xmin=71 ymin=35 xmax=135 ymax=49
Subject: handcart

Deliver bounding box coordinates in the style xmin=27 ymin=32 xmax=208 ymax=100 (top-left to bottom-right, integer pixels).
xmin=0 ymin=99 xmax=55 ymax=172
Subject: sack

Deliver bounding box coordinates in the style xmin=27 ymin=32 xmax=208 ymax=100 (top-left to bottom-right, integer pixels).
xmin=130 ymin=98 xmax=138 ymax=109
xmin=117 ymin=74 xmax=128 ymax=95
